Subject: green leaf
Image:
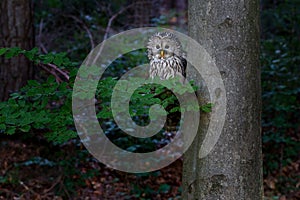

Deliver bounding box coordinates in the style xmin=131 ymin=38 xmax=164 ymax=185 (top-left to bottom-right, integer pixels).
xmin=40 ymin=54 xmax=54 ymax=64
xmin=6 ymin=127 xmax=16 ymax=135
xmin=27 ymin=80 xmax=40 ymax=87
xmin=170 ymin=107 xmax=180 ymax=113
xmin=0 ymin=48 xmax=8 ymax=56
xmin=20 ymin=125 xmax=31 ymax=132
xmin=5 ymin=47 xmax=22 ymax=59
xmin=0 ymin=124 xmax=6 ymax=131
xmin=10 ymin=92 xmax=22 ymax=99
xmin=24 ymin=47 xmax=38 ymax=60
xmin=47 ymin=75 xmax=56 ymax=83
xmin=53 ymin=55 xmax=63 ymax=66
xmin=201 ymin=103 xmax=213 ymax=113
xmin=19 ymin=114 xmax=33 ymax=126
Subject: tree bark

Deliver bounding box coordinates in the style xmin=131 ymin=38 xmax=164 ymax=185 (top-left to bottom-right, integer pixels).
xmin=0 ymin=0 xmax=34 ymax=101
xmin=183 ymin=0 xmax=263 ymax=199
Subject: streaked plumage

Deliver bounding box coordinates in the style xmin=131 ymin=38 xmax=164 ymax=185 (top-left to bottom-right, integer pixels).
xmin=147 ymin=32 xmax=186 ymax=82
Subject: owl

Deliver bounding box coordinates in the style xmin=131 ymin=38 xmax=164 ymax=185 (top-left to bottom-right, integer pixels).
xmin=147 ymin=32 xmax=186 ymax=82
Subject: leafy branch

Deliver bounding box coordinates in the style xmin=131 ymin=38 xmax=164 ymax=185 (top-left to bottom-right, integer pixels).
xmin=0 ymin=47 xmax=212 ymax=145
xmin=0 ymin=47 xmax=74 ymax=83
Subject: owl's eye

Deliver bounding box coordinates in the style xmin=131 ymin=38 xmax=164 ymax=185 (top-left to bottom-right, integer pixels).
xmin=156 ymin=45 xmax=160 ymax=49
xmin=165 ymin=45 xmax=169 ymax=49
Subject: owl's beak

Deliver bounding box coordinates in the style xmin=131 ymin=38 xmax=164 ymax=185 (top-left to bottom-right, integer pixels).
xmin=160 ymin=50 xmax=165 ymax=58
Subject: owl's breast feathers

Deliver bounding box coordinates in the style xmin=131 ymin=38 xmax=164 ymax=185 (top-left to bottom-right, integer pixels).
xmin=149 ymin=55 xmax=186 ymax=81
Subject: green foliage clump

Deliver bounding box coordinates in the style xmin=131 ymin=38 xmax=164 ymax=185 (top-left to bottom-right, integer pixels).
xmin=0 ymin=47 xmax=77 ymax=69
xmin=0 ymin=47 xmax=77 ymax=143
xmin=0 ymin=76 xmax=75 ymax=143
xmin=0 ymin=47 xmax=209 ymax=148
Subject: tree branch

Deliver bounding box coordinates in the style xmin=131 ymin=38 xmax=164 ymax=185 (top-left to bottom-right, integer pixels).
xmin=103 ymin=4 xmax=135 ymax=40
xmin=39 ymin=64 xmax=64 ymax=83
xmin=45 ymin=63 xmax=69 ymax=80
xmin=63 ymin=14 xmax=95 ymax=50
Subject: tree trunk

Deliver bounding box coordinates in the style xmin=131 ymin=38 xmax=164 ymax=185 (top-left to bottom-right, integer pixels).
xmin=183 ymin=0 xmax=263 ymax=199
xmin=0 ymin=0 xmax=34 ymax=101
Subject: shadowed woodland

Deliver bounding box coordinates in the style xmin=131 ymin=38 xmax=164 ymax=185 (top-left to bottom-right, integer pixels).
xmin=0 ymin=0 xmax=299 ymax=199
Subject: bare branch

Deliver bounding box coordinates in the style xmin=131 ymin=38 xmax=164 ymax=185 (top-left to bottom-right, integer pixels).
xmin=104 ymin=4 xmax=135 ymax=40
xmin=19 ymin=181 xmax=41 ymax=197
xmin=39 ymin=43 xmax=48 ymax=54
xmin=63 ymin=14 xmax=95 ymax=50
xmin=38 ymin=62 xmax=70 ymax=83
xmin=38 ymin=19 xmax=45 ymax=52
xmin=39 ymin=64 xmax=64 ymax=83
xmin=42 ymin=175 xmax=63 ymax=194
xmin=37 ymin=18 xmax=50 ymax=55
xmin=46 ymin=63 xmax=70 ymax=80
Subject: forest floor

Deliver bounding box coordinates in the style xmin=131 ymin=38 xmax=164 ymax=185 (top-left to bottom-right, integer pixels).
xmin=0 ymin=136 xmax=299 ymax=200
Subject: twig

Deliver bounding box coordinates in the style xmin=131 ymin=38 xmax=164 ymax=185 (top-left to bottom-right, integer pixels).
xmin=61 ymin=180 xmax=71 ymax=199
xmin=40 ymin=43 xmax=48 ymax=54
xmin=37 ymin=19 xmax=48 ymax=54
xmin=87 ymin=4 xmax=135 ymax=66
xmin=37 ymin=18 xmax=50 ymax=55
xmin=1 ymin=164 xmax=13 ymax=177
xmin=42 ymin=175 xmax=62 ymax=194
xmin=28 ymin=18 xmax=70 ymax=83
xmin=63 ymin=14 xmax=95 ymax=50
xmin=45 ymin=63 xmax=70 ymax=80
xmin=19 ymin=180 xmax=41 ymax=197
xmin=39 ymin=64 xmax=64 ymax=83
xmin=38 ymin=62 xmax=70 ymax=82
xmin=103 ymin=4 xmax=135 ymax=40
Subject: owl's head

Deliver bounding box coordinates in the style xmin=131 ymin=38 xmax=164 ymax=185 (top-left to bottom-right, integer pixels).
xmin=147 ymin=32 xmax=183 ymax=60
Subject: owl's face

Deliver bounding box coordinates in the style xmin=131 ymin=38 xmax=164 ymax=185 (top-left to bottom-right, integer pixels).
xmin=147 ymin=32 xmax=182 ymax=60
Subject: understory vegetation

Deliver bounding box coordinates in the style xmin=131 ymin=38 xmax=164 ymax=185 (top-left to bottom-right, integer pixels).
xmin=0 ymin=0 xmax=299 ymax=199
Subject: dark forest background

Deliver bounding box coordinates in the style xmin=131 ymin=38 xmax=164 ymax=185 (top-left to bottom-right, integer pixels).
xmin=0 ymin=0 xmax=299 ymax=199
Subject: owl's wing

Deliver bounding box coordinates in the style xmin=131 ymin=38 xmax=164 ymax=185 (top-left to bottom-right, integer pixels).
xmin=180 ymin=56 xmax=187 ymax=78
